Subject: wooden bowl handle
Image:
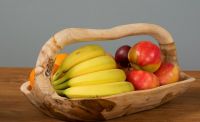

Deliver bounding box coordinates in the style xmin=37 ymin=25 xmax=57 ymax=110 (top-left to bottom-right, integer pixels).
xmin=34 ymin=23 xmax=179 ymax=98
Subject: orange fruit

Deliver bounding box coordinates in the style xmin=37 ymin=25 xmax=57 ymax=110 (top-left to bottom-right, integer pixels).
xmin=28 ymin=53 xmax=68 ymax=88
xmin=28 ymin=69 xmax=35 ymax=88
xmin=52 ymin=53 xmax=68 ymax=75
xmin=54 ymin=53 xmax=68 ymax=66
xmin=52 ymin=64 xmax=60 ymax=75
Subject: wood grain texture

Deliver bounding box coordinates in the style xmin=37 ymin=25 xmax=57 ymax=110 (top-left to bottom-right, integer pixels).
xmin=0 ymin=67 xmax=199 ymax=122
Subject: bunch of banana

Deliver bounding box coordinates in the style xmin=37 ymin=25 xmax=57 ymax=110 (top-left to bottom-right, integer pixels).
xmin=52 ymin=44 xmax=134 ymax=99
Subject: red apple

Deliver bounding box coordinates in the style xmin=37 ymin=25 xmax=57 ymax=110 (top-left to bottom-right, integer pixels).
xmin=115 ymin=45 xmax=131 ymax=67
xmin=127 ymin=70 xmax=160 ymax=90
xmin=154 ymin=62 xmax=179 ymax=85
xmin=128 ymin=41 xmax=162 ymax=72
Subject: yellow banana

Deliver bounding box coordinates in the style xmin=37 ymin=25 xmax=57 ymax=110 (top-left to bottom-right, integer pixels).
xmin=54 ymin=69 xmax=126 ymax=90
xmin=63 ymin=82 xmax=134 ymax=99
xmin=52 ymin=55 xmax=117 ymax=86
xmin=53 ymin=44 xmax=105 ymax=81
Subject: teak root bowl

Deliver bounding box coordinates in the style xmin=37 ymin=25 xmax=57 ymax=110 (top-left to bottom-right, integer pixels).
xmin=20 ymin=23 xmax=195 ymax=121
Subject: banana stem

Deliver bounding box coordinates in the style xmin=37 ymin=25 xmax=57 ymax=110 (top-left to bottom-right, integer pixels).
xmin=52 ymin=72 xmax=70 ymax=86
xmin=54 ymin=81 xmax=69 ymax=90
xmin=53 ymin=70 xmax=62 ymax=81
xmin=56 ymin=90 xmax=65 ymax=96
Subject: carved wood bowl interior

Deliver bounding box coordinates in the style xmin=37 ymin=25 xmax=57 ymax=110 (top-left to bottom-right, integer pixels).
xmin=20 ymin=23 xmax=196 ymax=121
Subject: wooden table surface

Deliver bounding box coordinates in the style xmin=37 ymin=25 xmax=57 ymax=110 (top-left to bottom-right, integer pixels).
xmin=0 ymin=67 xmax=199 ymax=122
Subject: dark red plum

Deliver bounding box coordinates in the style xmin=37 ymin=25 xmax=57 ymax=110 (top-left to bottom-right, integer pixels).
xmin=115 ymin=45 xmax=131 ymax=67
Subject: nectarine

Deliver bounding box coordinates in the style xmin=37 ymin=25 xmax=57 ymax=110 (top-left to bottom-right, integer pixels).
xmin=127 ymin=70 xmax=160 ymax=90
xmin=128 ymin=41 xmax=161 ymax=72
xmin=154 ymin=62 xmax=179 ymax=85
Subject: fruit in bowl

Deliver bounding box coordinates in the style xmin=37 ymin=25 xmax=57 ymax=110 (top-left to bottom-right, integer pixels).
xmin=52 ymin=45 xmax=134 ymax=98
xmin=127 ymin=70 xmax=160 ymax=90
xmin=115 ymin=45 xmax=131 ymax=68
xmin=53 ymin=45 xmax=106 ymax=81
xmin=114 ymin=40 xmax=180 ymax=90
xmin=128 ymin=41 xmax=162 ymax=72
xmin=155 ymin=62 xmax=179 ymax=85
